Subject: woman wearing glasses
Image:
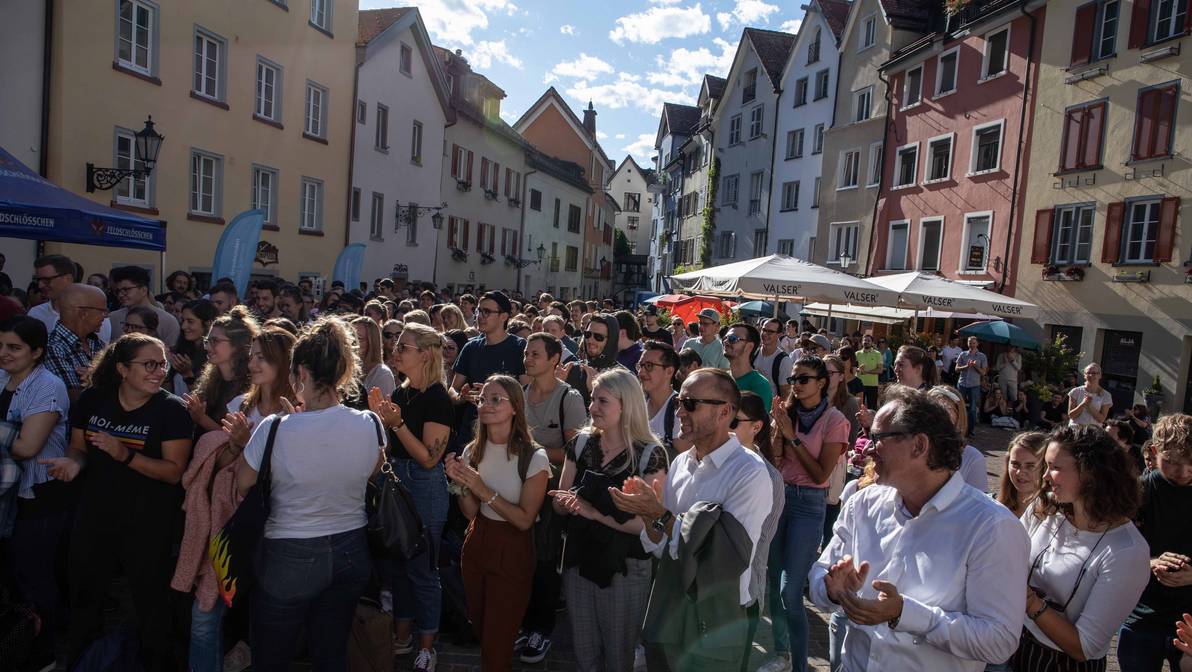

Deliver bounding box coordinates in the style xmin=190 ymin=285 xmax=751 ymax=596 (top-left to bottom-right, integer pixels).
xmin=762 ymin=355 xmax=850 ymax=672
xmin=168 ymin=299 xmax=217 ymax=395
xmin=1013 ymin=425 xmax=1149 ymax=670
xmin=549 ymin=368 xmax=667 ymax=672
xmin=122 ymin=305 xmax=160 ymax=340
xmin=184 ymin=306 xmax=259 ymax=433
xmin=42 ymin=333 xmax=194 ymax=669
xmin=445 ymin=375 xmax=550 ymax=672
xmin=1068 ymin=363 xmax=1112 ymax=427
xmin=368 ymin=323 xmax=455 ymax=671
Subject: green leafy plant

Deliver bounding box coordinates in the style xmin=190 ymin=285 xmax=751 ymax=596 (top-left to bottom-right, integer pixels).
xmin=1022 ymin=335 xmax=1082 ymax=398
xmin=672 ymin=263 xmax=704 ymax=275
xmin=700 ymin=157 xmax=719 ymax=267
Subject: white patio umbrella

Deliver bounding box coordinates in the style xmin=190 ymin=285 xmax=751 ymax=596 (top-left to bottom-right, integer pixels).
xmin=866 ymin=272 xmax=1039 ymax=320
xmin=801 ymin=303 xmax=999 ymax=325
xmin=668 ymin=255 xmax=898 ymax=307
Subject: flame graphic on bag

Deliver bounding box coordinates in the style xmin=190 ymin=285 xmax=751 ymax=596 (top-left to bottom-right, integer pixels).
xmin=209 ymin=528 xmax=239 ymax=607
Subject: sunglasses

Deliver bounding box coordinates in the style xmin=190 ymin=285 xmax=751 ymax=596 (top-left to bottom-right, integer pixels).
xmin=676 ymin=396 xmax=728 ymax=412
xmin=394 ymin=342 xmax=421 ymax=353
xmin=722 ymin=334 xmax=742 ymax=344
xmin=762 ymin=328 xmax=781 ymax=335
xmin=477 ymin=394 xmax=511 ymax=406
xmin=787 ymin=374 xmax=824 ymax=385
xmin=583 ymin=330 xmax=607 ymax=343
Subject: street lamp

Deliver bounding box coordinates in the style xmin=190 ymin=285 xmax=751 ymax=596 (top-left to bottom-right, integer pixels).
xmin=86 ymin=116 xmax=164 ymax=192
xmin=394 ymin=201 xmax=447 ymax=231
xmin=511 ymin=242 xmax=545 ymax=269
xmin=838 ymin=252 xmax=852 ymax=272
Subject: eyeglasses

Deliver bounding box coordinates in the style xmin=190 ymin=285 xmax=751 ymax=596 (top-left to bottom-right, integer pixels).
xmin=128 ymin=359 xmax=169 ymax=374
xmin=382 ymin=331 xmax=401 ymax=340
xmin=676 ymin=396 xmax=728 ymax=412
xmin=636 ymin=361 xmax=671 ymax=373
xmin=583 ymin=330 xmax=607 ymax=343
xmin=114 ymin=285 xmax=143 ymax=295
xmin=477 ymin=307 xmax=502 ymax=317
xmin=762 ymin=328 xmax=782 ymax=335
xmin=35 ymin=272 xmax=70 ymax=285
xmin=203 ymin=336 xmax=229 ymax=347
xmin=123 ymin=322 xmax=150 ymax=333
xmin=787 ymin=374 xmax=823 ymax=385
xmin=869 ymin=430 xmax=912 ymax=443
xmin=477 ymin=394 xmax=511 ymax=406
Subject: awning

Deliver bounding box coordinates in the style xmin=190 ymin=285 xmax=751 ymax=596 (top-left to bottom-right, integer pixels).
xmin=801 ymin=303 xmax=999 ymax=325
xmin=0 ymin=146 xmax=165 ymax=251
xmin=669 ymin=255 xmax=898 ymax=306
xmin=866 ymin=272 xmax=1037 ymax=319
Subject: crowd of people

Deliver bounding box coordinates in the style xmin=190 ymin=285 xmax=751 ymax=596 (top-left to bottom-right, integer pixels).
xmin=0 ymin=254 xmax=1190 ymax=672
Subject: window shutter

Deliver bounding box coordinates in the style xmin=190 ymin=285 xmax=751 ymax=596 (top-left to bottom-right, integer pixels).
xmin=1133 ymin=88 xmax=1159 ymax=160
xmin=1083 ymin=103 xmax=1105 ymax=168
xmin=1155 ymin=197 xmax=1180 ymax=262
xmin=466 ymin=153 xmax=473 ymax=182
xmin=493 ymin=163 xmax=500 ymax=193
xmin=448 ymin=217 xmax=456 ymax=248
xmin=1154 ymin=85 xmax=1177 ymax=157
xmin=451 ymin=145 xmax=459 ymax=177
xmin=1128 ymin=0 xmax=1151 ymax=48
xmin=480 ymin=159 xmax=488 ymax=188
xmin=461 ymin=220 xmax=469 ymax=249
xmin=1102 ymin=201 xmax=1125 ymax=263
xmin=477 ymin=222 xmax=485 ymax=253
xmin=1070 ymin=3 xmax=1098 ymax=66
xmin=1060 ymin=108 xmax=1081 ymax=171
xmin=1032 ymin=209 xmax=1055 ymax=263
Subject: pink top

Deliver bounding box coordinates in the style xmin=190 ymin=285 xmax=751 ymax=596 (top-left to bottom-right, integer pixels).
xmin=779 ymin=406 xmax=850 ymax=488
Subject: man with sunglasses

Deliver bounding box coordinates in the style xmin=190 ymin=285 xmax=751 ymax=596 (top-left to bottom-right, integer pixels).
xmin=28 ymin=255 xmax=112 ymax=344
xmin=724 ymin=323 xmax=773 ymax=413
xmin=680 ymin=308 xmax=729 ymax=371
xmin=611 ymin=368 xmax=774 ymax=671
xmin=108 ymin=266 xmax=179 ymax=349
xmin=44 ymin=284 xmax=110 ymax=401
xmin=809 ymin=385 xmax=1030 ymax=671
xmin=560 ymin=313 xmax=622 ymax=406
xmin=755 ymin=318 xmax=792 ymax=401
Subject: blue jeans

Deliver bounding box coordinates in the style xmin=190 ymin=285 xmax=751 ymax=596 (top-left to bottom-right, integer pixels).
xmin=1117 ymin=621 xmax=1184 ymax=672
xmin=767 ymin=484 xmax=827 ymax=672
xmin=189 ymin=598 xmax=226 ymax=672
xmin=391 ymin=458 xmax=449 ymax=636
xmin=828 ymin=610 xmax=847 ymax=672
xmin=250 ymin=528 xmax=372 ymax=672
xmin=960 ymin=385 xmax=981 ymax=433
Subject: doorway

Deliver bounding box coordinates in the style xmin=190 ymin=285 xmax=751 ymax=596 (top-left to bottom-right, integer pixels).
xmin=1101 ymin=330 xmax=1143 ymax=416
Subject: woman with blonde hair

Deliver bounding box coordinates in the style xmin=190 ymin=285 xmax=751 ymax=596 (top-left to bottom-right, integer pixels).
xmin=995 ymin=431 xmax=1047 ymax=518
xmin=549 ymin=368 xmax=668 ymax=672
xmin=445 ymin=375 xmax=550 ymax=672
xmin=440 ymin=304 xmax=467 ymax=332
xmin=403 ymin=309 xmax=431 ymax=327
xmin=820 ymin=354 xmax=860 ymax=546
xmin=351 ymin=315 xmax=396 ymax=399
xmin=926 ymin=384 xmax=993 ymax=492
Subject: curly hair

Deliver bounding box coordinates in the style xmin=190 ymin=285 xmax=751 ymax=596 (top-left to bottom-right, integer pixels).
xmin=1033 ymin=424 xmax=1142 ymax=526
xmin=194 ymin=305 xmax=259 ymax=422
xmin=1152 ymin=413 xmax=1192 ymax=460
xmin=880 ymin=384 xmax=963 ymax=472
xmin=89 ymin=334 xmax=167 ymax=389
xmin=291 ymin=316 xmax=362 ymax=403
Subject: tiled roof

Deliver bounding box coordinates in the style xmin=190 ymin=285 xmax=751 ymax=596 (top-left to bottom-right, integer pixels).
xmin=744 ymin=28 xmax=797 ymax=88
xmin=704 ymin=75 xmax=727 ymax=99
xmin=880 ymin=0 xmax=940 ymax=31
xmin=357 ymin=7 xmax=411 ymax=46
xmin=663 ymin=103 xmax=701 ymax=136
xmin=820 ymin=0 xmax=853 ymax=43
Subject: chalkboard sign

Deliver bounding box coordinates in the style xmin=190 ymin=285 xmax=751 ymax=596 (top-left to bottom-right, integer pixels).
xmin=967 ymin=245 xmax=986 ymax=270
xmin=1103 ymin=330 xmax=1142 ymax=377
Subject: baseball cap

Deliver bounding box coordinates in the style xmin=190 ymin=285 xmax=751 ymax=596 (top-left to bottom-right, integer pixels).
xmin=810 ymin=334 xmax=832 ymax=351
xmin=643 ymin=304 xmax=658 ymax=316
xmin=697 ymin=308 xmax=721 ymax=323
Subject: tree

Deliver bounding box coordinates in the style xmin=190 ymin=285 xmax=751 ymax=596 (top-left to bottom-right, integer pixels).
xmin=614 ymin=228 xmax=631 ymax=260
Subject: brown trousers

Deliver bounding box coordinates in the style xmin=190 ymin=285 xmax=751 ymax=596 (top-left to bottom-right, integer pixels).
xmin=461 ymin=514 xmax=534 ymax=672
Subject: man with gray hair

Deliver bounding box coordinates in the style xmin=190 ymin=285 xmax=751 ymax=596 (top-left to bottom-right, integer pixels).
xmin=43 ymin=284 xmax=110 ymax=400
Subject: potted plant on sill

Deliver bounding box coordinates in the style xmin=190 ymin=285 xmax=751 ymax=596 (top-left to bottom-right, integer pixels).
xmin=1144 ymin=375 xmax=1164 ymax=418
xmin=451 ymin=247 xmax=468 ymax=262
xmin=1041 ymin=264 xmax=1060 ymax=280
xmin=1064 ymin=266 xmax=1085 ymax=281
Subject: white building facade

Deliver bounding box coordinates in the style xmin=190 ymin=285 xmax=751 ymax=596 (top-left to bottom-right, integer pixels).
xmin=608 ymin=156 xmax=654 ymax=255
xmin=520 ymin=151 xmax=591 ymax=299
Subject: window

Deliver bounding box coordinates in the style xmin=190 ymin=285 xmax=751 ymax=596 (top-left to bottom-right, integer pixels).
xmin=839 ymin=149 xmax=861 ymax=189
xmin=1051 ymin=204 xmax=1094 ymax=264
xmin=114 ymin=129 xmax=148 ymax=207
xmin=300 ymin=178 xmax=324 ymax=231
xmin=729 ymin=115 xmax=742 ymax=144
xmin=1059 ymin=100 xmax=1106 ymax=171
xmin=743 ymin=68 xmax=757 ymax=104
xmin=786 ymin=129 xmax=804 ymax=159
xmin=753 ymin=229 xmax=768 ymax=255
xmin=478 ymin=158 xmax=500 ymax=193
xmin=936 ymin=47 xmax=959 ymax=96
xmin=117 ymin=0 xmax=155 ymax=75
xmin=902 ymin=65 xmax=923 ymax=107
xmin=500 ymin=228 xmax=518 ymax=256
xmin=399 ymin=43 xmax=412 ymax=75
xmin=722 ymin=174 xmax=740 ymax=206
xmin=749 ymin=171 xmax=764 ymax=215
xmin=251 ymin=166 xmax=278 ymax=225
xmin=971 ymin=121 xmax=1004 ymax=174
xmin=812 ymin=177 xmax=821 ymax=207
xmin=309 ymin=0 xmax=331 ymax=32
xmin=1071 ymin=0 xmax=1119 ymax=65
xmin=450 ymin=144 xmax=474 ymax=184
xmin=853 ymin=87 xmax=873 ymax=123
xmin=565 ymin=245 xmax=579 ymax=271
xmin=886 ymin=220 xmax=910 ymax=270
xmin=808 ymin=28 xmax=822 ymax=64
xmin=717 ymin=231 xmax=736 ymax=258
xmin=814 ymin=69 xmax=830 ymax=100
xmin=777 ymin=239 xmax=795 ymax=255
xmin=568 ymin=204 xmax=582 ymax=232
xmin=624 ymin=192 xmax=641 ymax=212
xmin=749 ymin=106 xmax=764 ymax=139
xmin=553 ymin=198 xmax=561 ymax=226
xmin=919 ymin=218 xmax=943 ymax=271
xmin=1149 ymin=0 xmax=1187 ymax=42
xmin=1096 ymin=1 xmax=1120 ymax=58
xmin=189 ymin=150 xmax=221 ymax=216
xmin=781 ymin=180 xmax=800 ymax=210
xmin=304 ymin=82 xmax=328 ymax=138
xmin=351 ymin=187 xmax=360 ymax=221
xmin=504 ymin=168 xmax=520 ymax=201
xmin=982 ymin=27 xmax=1010 ymax=80
xmin=476 ymin=222 xmax=495 ymax=255
xmin=867 ymin=141 xmax=883 ymax=187
xmin=860 ymin=14 xmax=877 ymax=49
xmin=628 ymin=216 xmax=640 ymax=229
xmin=410 ymin=120 xmax=423 ymax=163
xmin=375 ymin=104 xmax=389 ymax=151
xmin=926 ymin=134 xmax=953 ymax=182
xmin=447 ymin=217 xmax=470 ymax=249
xmin=192 ymin=29 xmax=224 ymax=101
xmin=794 ymin=78 xmax=809 ymax=106
xmin=255 ymin=58 xmax=282 ymax=121
xmin=369 ymin=192 xmax=384 ymax=239
xmin=812 ymin=124 xmax=825 ymax=154
xmin=1132 ymin=83 xmax=1178 ymax=161
xmin=530 ymin=189 xmax=543 ymax=211
xmin=894 ymin=143 xmax=919 ymax=188
xmin=1123 ymin=199 xmax=1160 ymax=262
xmin=962 ymin=213 xmax=992 ymax=271
xmin=830 ymin=222 xmax=859 ymax=263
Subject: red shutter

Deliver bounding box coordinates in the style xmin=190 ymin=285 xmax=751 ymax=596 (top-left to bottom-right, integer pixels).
xmin=451 ymin=145 xmax=459 ymax=178
xmin=466 ymin=152 xmax=473 ymax=183
xmin=488 ymin=226 xmax=495 ymax=255
xmin=1032 ymin=209 xmax=1055 ymax=263
xmin=1060 ymin=108 xmax=1081 ymax=171
xmin=480 ymin=159 xmax=488 ymax=189
xmin=1154 ymin=196 xmax=1180 ymax=262
xmin=476 ymin=222 xmax=484 ymax=252
xmin=1082 ymin=103 xmax=1105 ymax=168
xmin=1153 ymin=85 xmax=1177 ymax=158
xmin=511 ymin=231 xmax=518 ymax=256
xmin=1102 ymin=201 xmax=1125 ymax=263
xmin=1070 ymin=3 xmax=1098 ymax=66
xmin=492 ymin=163 xmax=500 ymax=193
xmin=1133 ymin=88 xmax=1160 ymax=160
xmin=461 ymin=220 xmax=469 ymax=250
xmin=447 ymin=217 xmax=456 ymax=248
xmin=1128 ymin=0 xmax=1151 ymax=48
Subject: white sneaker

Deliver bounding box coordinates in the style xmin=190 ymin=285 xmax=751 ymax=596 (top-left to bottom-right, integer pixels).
xmin=413 ymin=648 xmax=437 ymax=672
xmin=393 ymin=635 xmax=414 ymax=656
xmin=633 ymin=644 xmax=647 ymax=672
xmin=379 ymin=589 xmax=393 ymax=613
xmin=756 ymin=655 xmax=793 ymax=672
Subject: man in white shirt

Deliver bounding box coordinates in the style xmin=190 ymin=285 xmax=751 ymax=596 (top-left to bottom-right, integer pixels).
xmin=28 ymin=254 xmax=111 ymax=343
xmin=611 ymin=368 xmax=774 ymax=671
xmin=809 ymin=385 xmax=1029 ymax=672
xmin=753 ymin=318 xmax=793 ymax=400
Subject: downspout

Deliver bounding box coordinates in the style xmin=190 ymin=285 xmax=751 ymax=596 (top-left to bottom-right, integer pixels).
xmin=999 ymin=0 xmax=1037 ymax=293
xmin=344 ymin=52 xmax=361 ymax=250
xmin=764 ymin=82 xmax=783 ymax=256
xmin=516 ymin=161 xmax=537 ymax=295
xmin=864 ymin=68 xmax=894 ymax=276
xmin=39 ymin=0 xmax=53 ymax=177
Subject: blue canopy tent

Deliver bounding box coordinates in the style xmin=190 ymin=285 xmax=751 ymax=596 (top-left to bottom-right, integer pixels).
xmin=0 ymin=146 xmax=166 ymax=282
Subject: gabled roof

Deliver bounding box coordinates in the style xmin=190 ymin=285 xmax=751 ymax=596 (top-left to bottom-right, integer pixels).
xmin=527 ymin=149 xmax=592 ymax=193
xmin=357 ymin=8 xmax=411 ymax=46
xmin=654 ymin=102 xmax=700 ymax=149
xmin=358 ymin=9 xmax=453 ymax=119
xmin=704 ymin=75 xmax=727 ymax=100
xmin=743 ymin=28 xmax=797 ymax=89
xmin=513 ymin=87 xmax=614 ymax=171
xmin=614 ymin=155 xmax=655 ymax=186
xmin=820 ymin=0 xmax=853 ymax=43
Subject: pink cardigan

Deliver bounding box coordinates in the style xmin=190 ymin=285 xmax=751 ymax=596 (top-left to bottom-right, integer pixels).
xmin=171 ymin=429 xmax=242 ymax=611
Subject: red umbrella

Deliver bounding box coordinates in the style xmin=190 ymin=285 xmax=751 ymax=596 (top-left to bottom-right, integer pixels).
xmin=657 ymin=295 xmax=733 ymax=325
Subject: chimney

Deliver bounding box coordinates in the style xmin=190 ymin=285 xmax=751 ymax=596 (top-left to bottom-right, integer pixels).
xmin=582 ymin=100 xmax=597 ymax=136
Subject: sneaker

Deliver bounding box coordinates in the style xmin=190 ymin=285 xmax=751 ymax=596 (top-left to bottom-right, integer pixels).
xmin=520 ymin=632 xmax=552 ymax=663
xmin=633 ymin=643 xmax=647 ymax=672
xmin=514 ymin=629 xmax=528 ymax=652
xmin=379 ymin=589 xmax=393 ymax=614
xmin=756 ymin=655 xmax=792 ymax=672
xmin=393 ymin=635 xmax=414 ymax=656
xmin=413 ymin=648 xmax=437 ymax=672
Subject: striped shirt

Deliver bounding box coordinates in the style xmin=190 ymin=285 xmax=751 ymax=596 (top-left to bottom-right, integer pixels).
xmin=0 ymin=365 xmax=70 ymax=497
xmin=44 ymin=322 xmax=104 ymax=391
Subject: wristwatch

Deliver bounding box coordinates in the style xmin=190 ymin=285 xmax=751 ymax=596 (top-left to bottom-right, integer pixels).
xmin=887 ymin=613 xmax=900 ymax=630
xmin=122 ymin=450 xmax=136 ymax=466
xmin=1028 ymin=603 xmax=1048 ymax=621
xmin=652 ymin=510 xmax=674 ymax=534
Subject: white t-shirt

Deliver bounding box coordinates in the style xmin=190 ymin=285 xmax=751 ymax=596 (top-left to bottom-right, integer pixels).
xmin=648 ymin=391 xmax=676 ymax=442
xmin=362 ymin=363 xmax=397 ymax=399
xmin=1068 ymin=386 xmax=1112 ymax=426
xmin=244 ymin=405 xmax=382 ymax=539
xmin=960 ymin=444 xmax=989 ymax=492
xmin=226 ymin=393 xmax=264 ymax=428
xmin=465 ymin=441 xmax=550 ymax=522
xmin=753 ymin=347 xmax=793 ymax=397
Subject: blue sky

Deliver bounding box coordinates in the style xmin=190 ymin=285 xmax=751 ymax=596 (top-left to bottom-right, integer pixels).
xmin=359 ymin=0 xmax=805 ymax=166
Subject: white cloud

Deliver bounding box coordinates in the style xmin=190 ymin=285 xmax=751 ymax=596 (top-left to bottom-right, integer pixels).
xmin=649 ymin=0 xmax=682 ymax=4
xmin=565 ymin=72 xmax=692 ymax=114
xmin=623 ymin=133 xmax=658 ymax=164
xmin=469 ymin=40 xmax=524 ymax=69
xmin=716 ymin=0 xmax=779 ymax=30
xmin=779 ymin=18 xmax=802 ymax=34
xmin=646 ymin=37 xmax=735 ymax=87
xmin=361 ymin=0 xmax=517 ymax=46
xmin=615 ymin=133 xmax=626 ymax=139
xmin=543 ymin=53 xmax=615 ymax=84
xmin=597 ymin=131 xmax=609 ymax=139
xmin=560 ymin=24 xmax=575 ymax=35
xmin=609 ymin=4 xmax=711 ymax=45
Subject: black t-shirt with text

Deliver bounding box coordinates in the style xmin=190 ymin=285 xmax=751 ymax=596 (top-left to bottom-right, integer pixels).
xmin=389 ymin=382 xmax=454 ymax=463
xmin=641 ymin=326 xmax=671 ymax=344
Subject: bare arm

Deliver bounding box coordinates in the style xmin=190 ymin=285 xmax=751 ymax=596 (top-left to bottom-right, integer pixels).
xmin=394 ymin=421 xmax=451 ymax=469
xmin=127 ymin=438 xmax=191 ymax=484
xmin=9 ymin=411 xmax=60 ymax=460
xmin=786 ymin=438 xmax=845 ymax=485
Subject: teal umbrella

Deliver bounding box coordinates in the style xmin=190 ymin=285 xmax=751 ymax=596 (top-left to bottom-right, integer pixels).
xmin=737 ymin=300 xmax=789 ymax=320
xmin=958 ymin=320 xmax=1041 ymax=350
